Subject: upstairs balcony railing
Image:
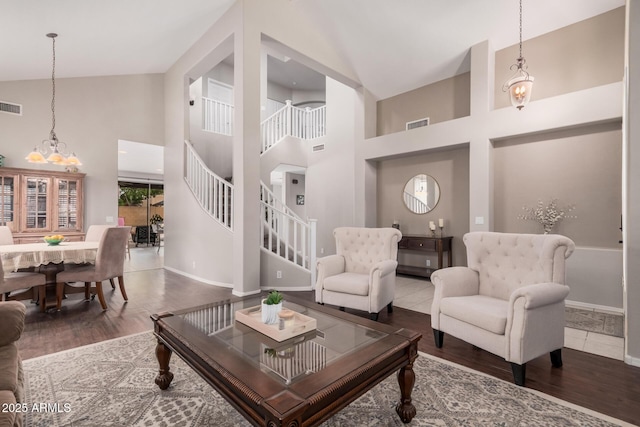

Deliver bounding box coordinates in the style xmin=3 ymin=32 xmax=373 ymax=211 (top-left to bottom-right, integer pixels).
xmin=261 ymin=101 xmax=326 ymax=154
xmin=201 ymin=98 xmax=325 ymax=154
xmin=202 ymin=97 xmax=234 ymax=136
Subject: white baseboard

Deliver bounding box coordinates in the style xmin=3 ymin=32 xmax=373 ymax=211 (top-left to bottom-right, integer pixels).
xmin=565 ymin=300 xmax=624 ymax=315
xmin=625 ymin=354 xmax=640 ymax=367
xmin=162 ymin=267 xmax=313 ymax=294
xmin=261 ymin=286 xmax=314 ymax=292
xmin=163 ymin=266 xmax=233 ymax=288
xmin=232 ymin=289 xmax=262 ymax=297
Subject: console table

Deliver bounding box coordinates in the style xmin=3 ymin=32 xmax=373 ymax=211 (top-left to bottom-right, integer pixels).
xmin=397 ymin=235 xmax=453 ymax=278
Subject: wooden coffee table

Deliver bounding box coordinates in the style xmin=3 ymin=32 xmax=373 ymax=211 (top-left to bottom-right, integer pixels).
xmin=151 ymin=293 xmax=421 ymax=426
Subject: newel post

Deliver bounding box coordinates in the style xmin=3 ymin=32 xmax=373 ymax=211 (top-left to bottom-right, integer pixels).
xmin=309 ymin=218 xmax=318 ymax=288
xmin=285 ymin=100 xmax=293 ymax=136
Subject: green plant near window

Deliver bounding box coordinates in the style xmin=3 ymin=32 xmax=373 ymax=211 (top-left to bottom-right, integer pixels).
xmin=264 ymin=290 xmax=283 ymax=305
xmin=149 ymin=214 xmax=163 ymax=225
xmin=118 ymin=187 xmax=163 ymax=206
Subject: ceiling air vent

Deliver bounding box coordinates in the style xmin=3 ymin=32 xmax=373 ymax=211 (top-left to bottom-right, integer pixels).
xmin=0 ymin=101 xmax=22 ymax=116
xmin=406 ymin=117 xmax=429 ymax=130
xmin=312 ymin=143 xmax=325 ymax=152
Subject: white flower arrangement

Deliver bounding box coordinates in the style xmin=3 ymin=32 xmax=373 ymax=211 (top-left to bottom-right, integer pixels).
xmin=518 ymin=198 xmax=576 ymax=234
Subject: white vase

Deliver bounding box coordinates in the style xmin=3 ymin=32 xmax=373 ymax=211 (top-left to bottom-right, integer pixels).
xmin=261 ymin=300 xmax=282 ymax=324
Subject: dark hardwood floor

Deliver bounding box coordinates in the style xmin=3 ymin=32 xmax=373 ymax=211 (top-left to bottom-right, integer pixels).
xmin=17 ymin=267 xmax=640 ymax=425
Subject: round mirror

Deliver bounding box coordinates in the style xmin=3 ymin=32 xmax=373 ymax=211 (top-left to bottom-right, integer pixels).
xmin=402 ymin=174 xmax=440 ymax=214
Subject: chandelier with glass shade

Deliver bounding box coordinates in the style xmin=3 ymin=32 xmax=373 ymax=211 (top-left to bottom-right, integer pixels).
xmin=502 ymin=0 xmax=534 ymax=110
xmin=26 ymin=33 xmax=82 ymax=166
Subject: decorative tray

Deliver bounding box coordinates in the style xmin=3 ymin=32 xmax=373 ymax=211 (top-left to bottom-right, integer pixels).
xmin=235 ymin=305 xmax=317 ymax=342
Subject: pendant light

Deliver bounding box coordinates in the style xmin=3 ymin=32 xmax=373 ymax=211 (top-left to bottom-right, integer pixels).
xmin=502 ymin=0 xmax=534 ymax=110
xmin=26 ymin=33 xmax=82 ymax=166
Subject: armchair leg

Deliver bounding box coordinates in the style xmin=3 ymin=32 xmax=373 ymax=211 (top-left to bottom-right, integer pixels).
xmin=387 ymin=302 xmax=393 ymax=313
xmin=510 ymin=363 xmax=526 ymax=386
xmin=550 ymin=349 xmax=563 ymax=368
xmin=369 ymin=312 xmax=379 ymax=321
xmin=433 ymin=329 xmax=444 ymax=348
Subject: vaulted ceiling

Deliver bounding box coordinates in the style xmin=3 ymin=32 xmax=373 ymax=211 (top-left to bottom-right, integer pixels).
xmin=1 ymin=0 xmax=624 ymax=100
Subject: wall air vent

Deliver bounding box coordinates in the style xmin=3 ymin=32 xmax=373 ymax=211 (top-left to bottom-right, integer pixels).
xmin=311 ymin=143 xmax=325 ymax=152
xmin=406 ymin=117 xmax=430 ymax=130
xmin=0 ymin=101 xmax=22 ymax=116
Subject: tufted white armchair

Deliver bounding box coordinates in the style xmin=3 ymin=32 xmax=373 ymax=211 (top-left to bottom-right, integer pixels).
xmin=315 ymin=227 xmax=402 ymax=321
xmin=431 ymin=231 xmax=575 ymax=386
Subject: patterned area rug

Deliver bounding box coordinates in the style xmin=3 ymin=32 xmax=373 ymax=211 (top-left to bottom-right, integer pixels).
xmin=565 ymin=307 xmax=624 ymax=338
xmin=22 ymin=331 xmax=633 ymax=427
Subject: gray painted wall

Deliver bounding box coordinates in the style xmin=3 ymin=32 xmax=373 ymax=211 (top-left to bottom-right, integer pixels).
xmin=376 ymin=147 xmax=470 ymax=268
xmin=494 ymin=7 xmax=624 ymax=109
xmin=0 ymin=74 xmax=164 ymax=229
xmin=370 ymin=8 xmax=625 ymax=313
xmin=624 ymin=0 xmax=640 ymax=364
xmin=377 ymin=72 xmax=470 ymax=136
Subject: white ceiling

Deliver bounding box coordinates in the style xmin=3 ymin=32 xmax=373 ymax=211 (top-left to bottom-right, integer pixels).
xmin=0 ymin=0 xmax=624 ymax=99
xmin=118 ymin=140 xmax=164 ymax=176
xmin=2 ymin=0 xmax=625 ymax=175
xmin=0 ymin=0 xmax=235 ymax=82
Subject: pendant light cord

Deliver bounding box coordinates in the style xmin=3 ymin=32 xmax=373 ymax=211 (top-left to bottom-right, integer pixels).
xmin=49 ymin=33 xmax=58 ymax=142
xmin=518 ymin=0 xmax=523 ymax=60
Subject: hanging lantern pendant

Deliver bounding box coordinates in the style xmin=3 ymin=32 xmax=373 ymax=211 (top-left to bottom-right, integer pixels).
xmin=506 ymin=57 xmax=534 ymax=110
xmin=502 ymin=0 xmax=534 ymax=110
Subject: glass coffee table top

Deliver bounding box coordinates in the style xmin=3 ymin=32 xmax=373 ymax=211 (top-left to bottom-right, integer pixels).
xmin=165 ymin=294 xmax=388 ymax=385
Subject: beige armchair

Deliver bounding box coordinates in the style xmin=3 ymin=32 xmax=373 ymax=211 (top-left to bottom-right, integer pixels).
xmin=431 ymin=231 xmax=575 ymax=386
xmin=315 ymin=227 xmax=402 ymax=321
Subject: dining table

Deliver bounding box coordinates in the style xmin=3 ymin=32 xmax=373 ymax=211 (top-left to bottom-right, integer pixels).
xmin=0 ymin=241 xmax=99 ymax=312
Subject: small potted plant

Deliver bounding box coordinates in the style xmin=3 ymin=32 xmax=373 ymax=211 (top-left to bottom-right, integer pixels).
xmin=261 ymin=290 xmax=283 ymax=324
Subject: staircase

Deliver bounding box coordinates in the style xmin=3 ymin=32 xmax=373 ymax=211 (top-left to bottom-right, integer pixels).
xmin=403 ymin=191 xmax=429 ymax=214
xmin=183 ymin=141 xmax=317 ymax=285
xmin=184 ymin=140 xmax=233 ymax=230
xmin=260 ymin=182 xmax=317 ymax=285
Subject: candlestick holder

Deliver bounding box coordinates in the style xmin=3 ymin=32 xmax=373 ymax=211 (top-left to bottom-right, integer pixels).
xmin=439 ymin=226 xmax=444 ymax=238
xmin=429 ymin=228 xmax=436 ymax=237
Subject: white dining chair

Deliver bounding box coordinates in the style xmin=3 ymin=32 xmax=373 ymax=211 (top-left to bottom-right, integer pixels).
xmin=0 ymin=226 xmax=14 ymax=245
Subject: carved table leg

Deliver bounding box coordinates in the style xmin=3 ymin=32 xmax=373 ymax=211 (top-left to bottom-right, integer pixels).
xmin=154 ymin=339 xmax=174 ymax=390
xmin=395 ymin=346 xmax=418 ymax=423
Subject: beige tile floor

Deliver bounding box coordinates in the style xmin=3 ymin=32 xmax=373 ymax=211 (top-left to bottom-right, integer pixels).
xmin=394 ymin=275 xmax=625 ymax=361
xmin=124 ymin=244 xmax=164 ymax=272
